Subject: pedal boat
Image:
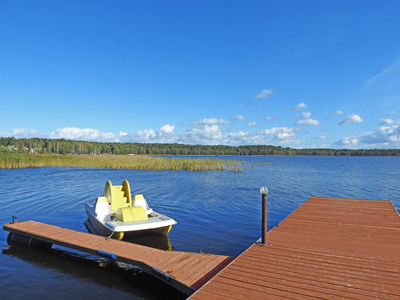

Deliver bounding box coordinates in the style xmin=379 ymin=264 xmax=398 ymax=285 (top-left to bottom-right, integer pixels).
xmin=85 ymin=180 xmax=176 ymax=240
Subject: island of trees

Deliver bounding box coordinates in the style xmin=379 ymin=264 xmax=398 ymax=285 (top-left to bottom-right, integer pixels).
xmin=1 ymin=137 xmax=399 ymax=156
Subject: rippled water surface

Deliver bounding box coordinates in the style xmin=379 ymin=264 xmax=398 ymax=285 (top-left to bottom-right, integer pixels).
xmin=1 ymin=156 xmax=399 ymax=299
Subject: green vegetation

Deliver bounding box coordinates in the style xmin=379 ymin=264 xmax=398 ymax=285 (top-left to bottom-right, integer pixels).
xmin=1 ymin=137 xmax=399 ymax=156
xmin=0 ymin=152 xmax=243 ymax=172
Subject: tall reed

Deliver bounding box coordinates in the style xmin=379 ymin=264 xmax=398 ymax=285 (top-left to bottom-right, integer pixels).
xmin=0 ymin=153 xmax=243 ymax=172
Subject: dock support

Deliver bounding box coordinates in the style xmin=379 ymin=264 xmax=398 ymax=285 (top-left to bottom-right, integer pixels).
xmin=260 ymin=186 xmax=269 ymax=245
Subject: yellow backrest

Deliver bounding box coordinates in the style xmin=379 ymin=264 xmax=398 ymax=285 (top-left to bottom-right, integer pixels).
xmin=103 ymin=180 xmax=132 ymax=212
xmin=114 ymin=206 xmax=148 ymax=222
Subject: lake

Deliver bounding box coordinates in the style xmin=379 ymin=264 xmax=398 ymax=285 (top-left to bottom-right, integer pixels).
xmin=1 ymin=156 xmax=399 ymax=299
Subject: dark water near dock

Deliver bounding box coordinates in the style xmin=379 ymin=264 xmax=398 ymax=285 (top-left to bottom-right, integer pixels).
xmin=1 ymin=156 xmax=399 ymax=299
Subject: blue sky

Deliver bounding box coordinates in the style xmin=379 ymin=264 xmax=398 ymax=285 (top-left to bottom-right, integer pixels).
xmin=1 ymin=0 xmax=400 ymax=149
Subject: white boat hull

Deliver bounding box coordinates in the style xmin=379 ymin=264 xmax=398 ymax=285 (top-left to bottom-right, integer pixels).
xmin=85 ymin=202 xmax=176 ymax=239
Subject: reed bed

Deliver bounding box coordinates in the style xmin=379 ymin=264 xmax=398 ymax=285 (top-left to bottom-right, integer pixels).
xmin=0 ymin=153 xmax=244 ymax=172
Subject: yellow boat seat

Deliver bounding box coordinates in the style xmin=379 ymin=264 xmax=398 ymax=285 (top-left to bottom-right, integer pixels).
xmin=115 ymin=206 xmax=148 ymax=222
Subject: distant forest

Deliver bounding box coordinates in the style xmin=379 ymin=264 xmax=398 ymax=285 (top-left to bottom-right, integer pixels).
xmin=1 ymin=137 xmax=399 ymax=156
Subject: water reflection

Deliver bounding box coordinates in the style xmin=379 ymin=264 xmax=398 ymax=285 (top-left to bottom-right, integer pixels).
xmin=123 ymin=233 xmax=172 ymax=251
xmin=2 ymin=245 xmax=185 ymax=300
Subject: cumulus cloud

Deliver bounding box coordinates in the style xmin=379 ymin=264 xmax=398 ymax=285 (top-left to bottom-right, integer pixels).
xmin=380 ymin=118 xmax=395 ymax=125
xmin=226 ymin=126 xmax=301 ymax=146
xmin=49 ymin=127 xmax=118 ymax=142
xmin=158 ymin=124 xmax=175 ymax=135
xmin=180 ymin=118 xmax=231 ymax=144
xmin=291 ymin=102 xmax=307 ymax=111
xmin=335 ymin=110 xmax=344 ymax=115
xmin=246 ymin=122 xmax=257 ymax=127
xmin=335 ymin=124 xmax=400 ymax=148
xmin=254 ymin=89 xmax=273 ymax=99
xmin=316 ymin=135 xmax=326 ymax=139
xmin=339 ymin=113 xmax=363 ymax=125
xmin=259 ymin=127 xmax=300 ymax=142
xmin=230 ymin=115 xmax=245 ymax=121
xmin=360 ymin=124 xmax=400 ymax=144
xmin=296 ymin=119 xmax=320 ymax=126
xmin=226 ymin=131 xmax=265 ymax=145
xmin=9 ymin=128 xmax=39 ymax=138
xmin=295 ymin=111 xmax=320 ymax=126
xmin=123 ymin=124 xmax=176 ymax=143
xmin=265 ymin=116 xmax=278 ymax=121
xmin=335 ymin=136 xmax=360 ymax=147
xmin=45 ymin=125 xmax=176 ymax=144
xmin=134 ymin=129 xmax=156 ymax=140
xmin=197 ymin=118 xmax=230 ymax=125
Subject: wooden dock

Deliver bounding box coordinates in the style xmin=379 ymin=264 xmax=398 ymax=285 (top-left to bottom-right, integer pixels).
xmin=191 ymin=196 xmax=400 ymax=299
xmin=4 ymin=196 xmax=400 ymax=299
xmin=2 ymin=220 xmax=234 ymax=296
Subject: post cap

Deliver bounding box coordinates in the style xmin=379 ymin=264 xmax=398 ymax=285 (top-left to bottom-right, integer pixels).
xmin=260 ymin=186 xmax=269 ymax=195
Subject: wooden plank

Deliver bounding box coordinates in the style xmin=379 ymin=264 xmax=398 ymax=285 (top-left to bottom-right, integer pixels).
xmin=191 ymin=196 xmax=400 ymax=299
xmin=3 ymin=220 xmax=233 ymax=296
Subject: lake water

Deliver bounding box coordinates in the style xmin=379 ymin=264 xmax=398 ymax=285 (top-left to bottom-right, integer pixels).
xmin=1 ymin=156 xmax=399 ymax=299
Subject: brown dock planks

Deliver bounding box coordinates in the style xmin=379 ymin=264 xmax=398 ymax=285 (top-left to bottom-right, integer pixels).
xmin=191 ymin=196 xmax=400 ymax=299
xmin=3 ymin=220 xmax=233 ymax=296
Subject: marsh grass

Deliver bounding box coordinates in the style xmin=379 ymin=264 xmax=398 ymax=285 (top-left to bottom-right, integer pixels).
xmin=0 ymin=153 xmax=244 ymax=172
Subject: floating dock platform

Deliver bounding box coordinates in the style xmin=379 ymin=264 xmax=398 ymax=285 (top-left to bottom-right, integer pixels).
xmin=3 ymin=220 xmax=234 ymax=296
xmin=4 ymin=196 xmax=400 ymax=299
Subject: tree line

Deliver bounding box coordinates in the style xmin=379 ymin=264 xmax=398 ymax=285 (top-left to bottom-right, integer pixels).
xmin=1 ymin=137 xmax=399 ymax=156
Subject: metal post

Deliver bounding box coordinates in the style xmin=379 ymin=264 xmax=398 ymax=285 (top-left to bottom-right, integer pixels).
xmin=260 ymin=187 xmax=269 ymax=245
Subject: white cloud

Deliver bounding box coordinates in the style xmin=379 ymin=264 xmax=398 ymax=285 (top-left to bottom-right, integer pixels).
xmin=47 ymin=125 xmax=176 ymax=143
xmin=134 ymin=129 xmax=156 ymax=140
xmin=335 ymin=136 xmax=360 ymax=147
xmin=226 ymin=131 xmax=265 ymax=145
xmin=339 ymin=113 xmax=363 ymax=125
xmin=197 ymin=118 xmax=230 ymax=125
xmin=335 ymin=124 xmax=400 ymax=148
xmin=158 ymin=124 xmax=175 ymax=135
xmin=360 ymin=124 xmax=400 ymax=144
xmin=180 ymin=118 xmax=231 ymax=145
xmin=230 ymin=115 xmax=245 ymax=121
xmin=226 ymin=126 xmax=301 ymax=146
xmin=265 ymin=116 xmax=278 ymax=121
xmin=49 ymin=127 xmax=117 ymax=141
xmin=183 ymin=124 xmax=223 ymax=144
xmin=295 ymin=111 xmax=320 ymax=126
xmin=259 ymin=127 xmax=300 ymax=142
xmin=291 ymin=102 xmax=307 ymax=111
xmin=123 ymin=124 xmax=176 ymax=143
xmin=335 ymin=110 xmax=344 ymax=115
xmin=380 ymin=118 xmax=394 ymax=125
xmin=296 ymin=119 xmax=320 ymax=126
xmin=246 ymin=122 xmax=257 ymax=127
xmin=254 ymin=89 xmax=273 ymax=99
xmin=316 ymin=135 xmax=326 ymax=139
xmin=10 ymin=128 xmax=39 ymax=138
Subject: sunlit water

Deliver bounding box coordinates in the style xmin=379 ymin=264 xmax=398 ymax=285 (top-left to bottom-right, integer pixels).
xmin=1 ymin=156 xmax=399 ymax=299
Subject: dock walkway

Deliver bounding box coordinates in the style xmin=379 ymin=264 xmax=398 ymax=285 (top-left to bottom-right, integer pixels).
xmin=3 ymin=220 xmax=234 ymax=296
xmin=191 ymin=196 xmax=400 ymax=299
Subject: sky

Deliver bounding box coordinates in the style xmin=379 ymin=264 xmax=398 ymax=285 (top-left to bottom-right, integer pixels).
xmin=1 ymin=0 xmax=400 ymax=149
